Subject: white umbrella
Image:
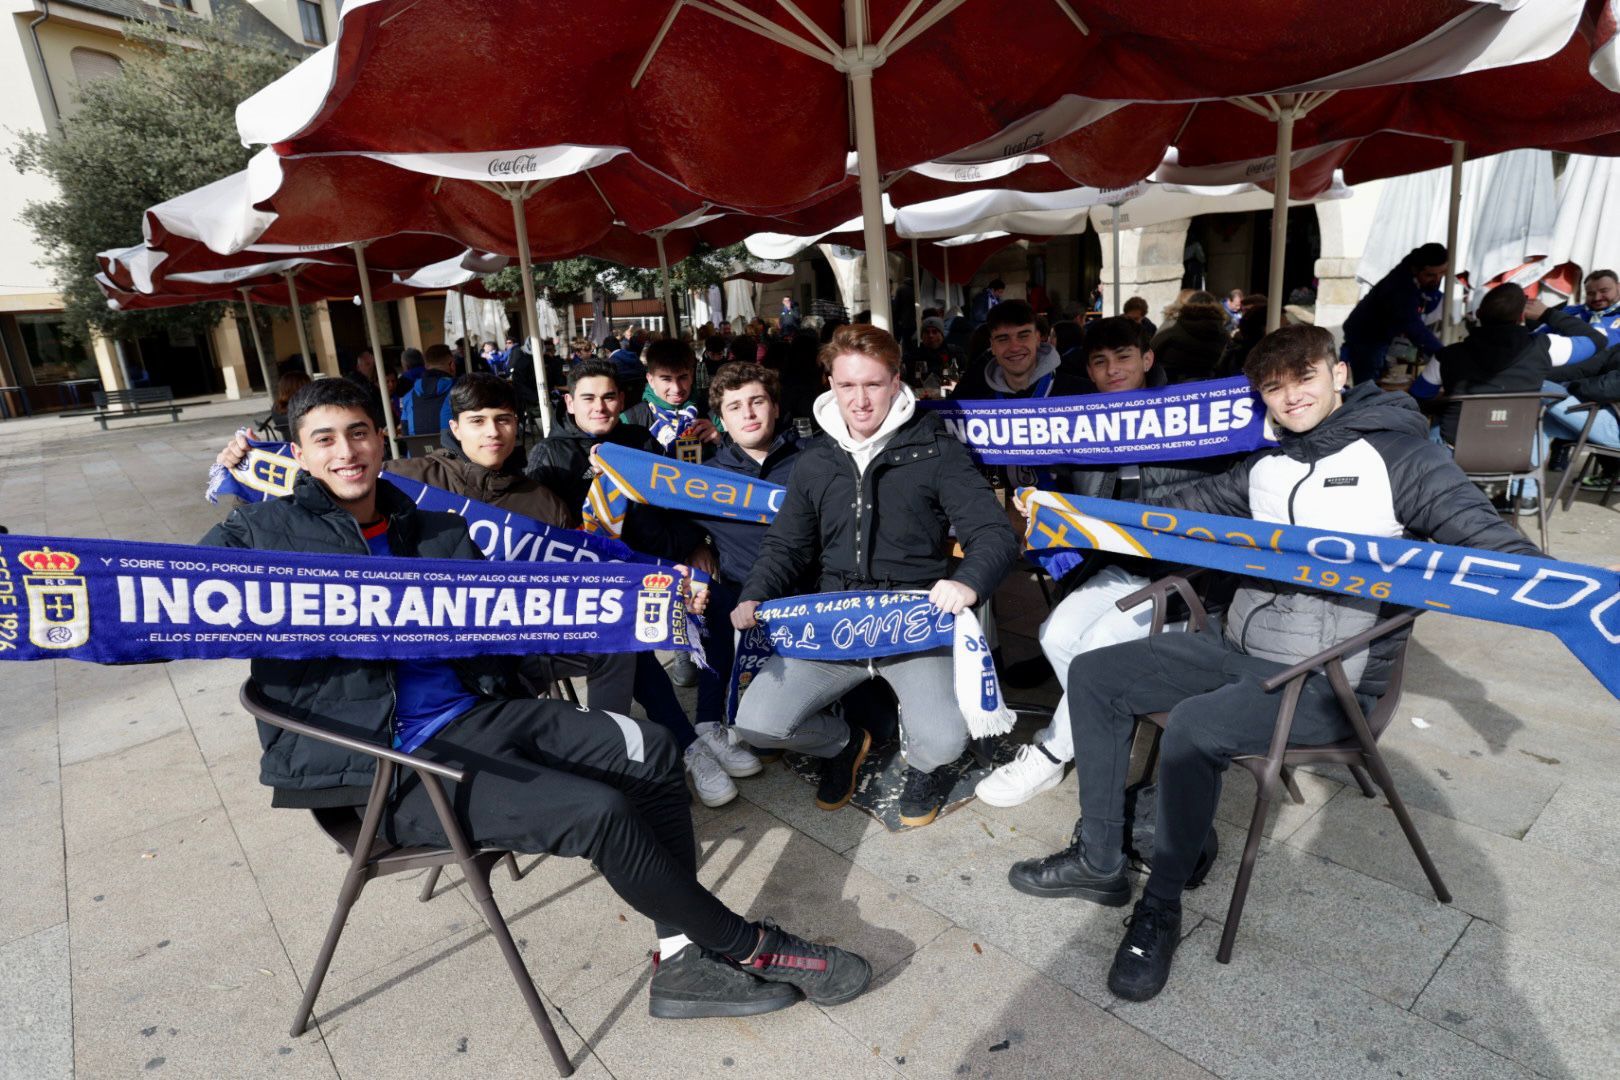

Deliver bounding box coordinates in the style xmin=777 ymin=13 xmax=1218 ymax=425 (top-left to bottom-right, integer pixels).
xmin=1545 ymin=154 xmax=1620 ymax=284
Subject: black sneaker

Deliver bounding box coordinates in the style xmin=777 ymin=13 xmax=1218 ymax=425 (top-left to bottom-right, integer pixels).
xmin=897 ymin=765 xmax=945 ymax=827
xmin=815 ymin=728 xmax=872 ymax=811
xmin=648 ymin=945 xmax=799 ymax=1019
xmin=1107 ymin=897 xmax=1182 ymax=1002
xmin=1007 ymin=830 xmax=1131 ymax=906
xmin=740 ymin=920 xmax=872 ymax=1006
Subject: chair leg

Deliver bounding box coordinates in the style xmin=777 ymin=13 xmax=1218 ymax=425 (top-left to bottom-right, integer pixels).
xmin=418 ymin=866 xmax=443 ymax=902
xmin=291 ymin=867 xmax=369 ymax=1037
xmin=1347 ymin=764 xmax=1378 ymax=799
xmin=462 ymin=856 xmax=574 ymax=1078
xmin=1217 ymin=791 xmax=1271 ymax=964
xmin=1279 ymin=765 xmax=1305 ymax=805
xmin=1362 ymin=751 xmax=1452 ymax=904
xmin=504 ymin=852 xmax=523 ymax=881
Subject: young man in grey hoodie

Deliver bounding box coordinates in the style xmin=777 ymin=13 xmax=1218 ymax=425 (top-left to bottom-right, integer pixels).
xmin=730 ymin=324 xmax=1021 ymax=826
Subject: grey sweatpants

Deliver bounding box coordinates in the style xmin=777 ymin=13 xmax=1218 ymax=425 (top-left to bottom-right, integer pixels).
xmin=731 ymin=648 xmax=968 ymax=773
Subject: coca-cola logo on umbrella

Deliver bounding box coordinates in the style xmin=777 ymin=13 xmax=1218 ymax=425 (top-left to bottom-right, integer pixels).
xmin=487 ymin=154 xmax=539 ymax=177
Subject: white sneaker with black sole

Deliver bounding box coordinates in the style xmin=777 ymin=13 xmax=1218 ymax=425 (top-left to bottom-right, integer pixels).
xmin=694 ymin=722 xmax=762 ymax=778
xmin=975 ymin=742 xmax=1067 ymax=807
xmin=685 ymin=741 xmax=738 ymax=807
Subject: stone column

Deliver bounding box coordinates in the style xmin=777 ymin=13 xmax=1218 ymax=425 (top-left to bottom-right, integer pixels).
xmin=397 ymin=296 xmax=424 ymax=351
xmin=210 ymin=309 xmax=253 ymax=400
xmin=1312 ymin=179 xmax=1387 ymax=344
xmin=89 ymin=333 xmax=127 ymax=392
xmin=311 ymin=300 xmax=342 ymax=376
xmin=1101 ymin=218 xmax=1193 ymax=326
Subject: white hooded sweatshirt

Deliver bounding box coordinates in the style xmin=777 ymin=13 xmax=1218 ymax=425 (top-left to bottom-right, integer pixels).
xmin=812 ymin=382 xmax=918 ymax=476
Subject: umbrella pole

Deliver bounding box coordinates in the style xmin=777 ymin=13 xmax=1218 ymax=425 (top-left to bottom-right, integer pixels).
xmin=238 ymin=288 xmax=276 ymax=397
xmin=456 ymin=289 xmax=471 ymax=356
xmin=1265 ymin=95 xmax=1297 ymax=333
xmin=942 ymin=247 xmax=951 ymax=314
xmin=351 ymin=243 xmax=402 ymax=460
xmin=282 ymin=271 xmax=315 ymax=376
xmin=1442 ymin=140 xmax=1465 ymax=345
xmin=654 ymin=232 xmax=679 ymax=340
xmin=847 ymin=57 xmax=891 ymax=329
xmin=506 ymin=189 xmax=552 ymax=436
xmin=910 ymin=237 xmax=922 ymax=343
xmin=1111 ymin=202 xmax=1122 ymax=316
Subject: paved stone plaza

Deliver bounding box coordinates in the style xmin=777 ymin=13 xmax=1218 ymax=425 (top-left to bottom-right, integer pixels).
xmin=2 ymin=400 xmax=1618 ymax=1079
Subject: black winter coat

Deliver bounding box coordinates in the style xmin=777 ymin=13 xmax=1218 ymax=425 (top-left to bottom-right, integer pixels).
xmin=741 ymin=410 xmax=1019 ymax=603
xmin=523 ymin=418 xmax=707 ymax=561
xmin=1150 ymin=316 xmax=1230 ymax=383
xmin=200 ymin=472 xmax=521 ymax=808
xmin=1552 ymin=344 xmax=1620 ymax=403
xmin=1436 ymin=308 xmax=1608 ymax=443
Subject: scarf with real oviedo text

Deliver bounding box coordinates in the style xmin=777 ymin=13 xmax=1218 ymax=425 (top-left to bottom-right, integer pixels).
xmin=581 ymin=443 xmax=1014 ymax=734
xmin=1019 ymin=488 xmax=1620 ymax=700
xmin=0 ymin=532 xmax=699 ymax=665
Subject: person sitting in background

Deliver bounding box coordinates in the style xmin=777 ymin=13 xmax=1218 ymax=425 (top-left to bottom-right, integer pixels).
xmin=971 ymin=278 xmax=1007 ymax=328
xmin=1218 ymin=297 xmax=1270 ymax=377
xmin=345 ymin=349 xmax=380 ymax=394
xmin=1122 ymin=295 xmax=1157 ymax=339
xmin=1341 ymin=242 xmax=1448 ymax=385
xmin=726 ymin=334 xmax=758 ymax=366
xmin=1562 ymin=268 xmax=1620 ymax=343
xmin=264 ymin=371 xmax=311 ymax=440
xmin=479 ymin=340 xmax=503 ymax=375
xmin=903 ymin=316 xmax=960 ymax=387
xmin=1223 ymin=288 xmax=1245 ymax=330
xmin=207 ymin=376 xmax=870 ymax=1020
xmin=1149 ymin=291 xmax=1229 ymax=382
xmin=702 ymin=334 xmax=729 ymax=379
xmin=1414 ymin=282 xmax=1607 ymax=512
xmin=402 ymin=344 xmax=458 ymax=436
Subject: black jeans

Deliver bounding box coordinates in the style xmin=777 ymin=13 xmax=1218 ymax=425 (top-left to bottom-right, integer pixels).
xmin=386 ymin=698 xmax=755 ymax=956
xmin=1068 ymin=632 xmax=1361 ymax=907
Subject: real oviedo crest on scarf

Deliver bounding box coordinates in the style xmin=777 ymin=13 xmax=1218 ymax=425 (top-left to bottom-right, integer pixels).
xmin=20 ymin=547 xmax=91 ymax=650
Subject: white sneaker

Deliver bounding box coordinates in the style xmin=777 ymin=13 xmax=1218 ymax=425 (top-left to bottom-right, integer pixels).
xmin=685 ymin=742 xmax=738 ymax=808
xmin=974 ymin=743 xmax=1067 ymax=808
xmin=667 ymin=652 xmax=699 ymax=688
xmin=695 ymin=722 xmax=762 ymax=778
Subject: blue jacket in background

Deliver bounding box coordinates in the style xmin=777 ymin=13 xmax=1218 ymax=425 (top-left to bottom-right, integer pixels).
xmin=1561 ymin=303 xmax=1620 ymax=344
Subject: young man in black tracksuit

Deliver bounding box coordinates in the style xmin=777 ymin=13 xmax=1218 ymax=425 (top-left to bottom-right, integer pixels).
xmin=203 ymin=377 xmax=871 ymax=1019
xmin=730 ymin=324 xmax=1021 ymax=827
xmin=1010 ymin=324 xmax=1539 ymax=1003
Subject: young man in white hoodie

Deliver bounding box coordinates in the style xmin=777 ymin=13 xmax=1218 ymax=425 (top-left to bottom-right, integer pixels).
xmin=730 ymin=324 xmax=1021 ymax=826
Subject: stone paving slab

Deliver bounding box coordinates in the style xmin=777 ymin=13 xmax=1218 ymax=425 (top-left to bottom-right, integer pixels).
xmin=0 ymin=923 xmax=72 ymax=1080
xmin=0 ymin=720 xmax=67 ymax=948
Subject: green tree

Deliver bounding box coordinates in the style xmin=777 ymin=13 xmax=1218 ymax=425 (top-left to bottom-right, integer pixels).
xmin=10 ymin=16 xmax=299 ymax=344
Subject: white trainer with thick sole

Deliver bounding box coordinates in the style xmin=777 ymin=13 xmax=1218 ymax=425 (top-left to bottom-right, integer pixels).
xmin=685 ymin=741 xmax=739 ymax=808
xmin=974 ymin=742 xmax=1066 ymax=808
xmin=694 ymin=722 xmax=763 ymax=778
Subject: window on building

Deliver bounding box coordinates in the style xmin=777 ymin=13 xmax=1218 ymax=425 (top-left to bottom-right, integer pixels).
xmin=69 ymin=47 xmax=123 ymax=86
xmin=15 ymin=316 xmax=96 ymax=384
xmin=298 ymin=0 xmax=327 ymax=45
xmin=157 ymin=0 xmax=197 ymax=10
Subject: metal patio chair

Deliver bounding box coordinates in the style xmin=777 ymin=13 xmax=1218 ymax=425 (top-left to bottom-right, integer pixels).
xmin=1449 ymin=390 xmax=1566 ymax=553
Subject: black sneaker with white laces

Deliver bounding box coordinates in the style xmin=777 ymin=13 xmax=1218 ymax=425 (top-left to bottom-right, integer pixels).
xmin=815 ymin=728 xmax=872 ymax=810
xmin=740 ymin=920 xmax=872 ymax=1006
xmin=648 ymin=944 xmax=800 ymax=1019
xmin=1107 ymin=897 xmax=1182 ymax=1002
xmin=897 ymin=764 xmax=946 ymax=827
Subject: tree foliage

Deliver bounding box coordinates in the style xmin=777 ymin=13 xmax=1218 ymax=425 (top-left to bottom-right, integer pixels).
xmin=482 ymin=242 xmax=752 ymax=308
xmin=10 ymin=16 xmax=299 ymax=343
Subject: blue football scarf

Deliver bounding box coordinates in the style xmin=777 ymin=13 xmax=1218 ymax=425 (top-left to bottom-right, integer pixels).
xmin=646 ymin=402 xmax=703 ymax=462
xmin=729 ymin=591 xmax=1014 ymax=737
xmin=917 ymin=376 xmax=1272 ymax=464
xmin=1018 ymin=489 xmax=1620 ymax=700
xmin=583 ymin=443 xmax=786 ymax=539
xmin=0 ymin=532 xmax=699 ymax=665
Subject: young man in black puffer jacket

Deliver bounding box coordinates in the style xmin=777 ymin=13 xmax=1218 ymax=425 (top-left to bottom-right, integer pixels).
xmin=730 ymin=324 xmax=1021 ymax=827
xmin=203 ymin=376 xmax=871 ymax=1018
xmin=1010 ymin=325 xmax=1539 ymax=1004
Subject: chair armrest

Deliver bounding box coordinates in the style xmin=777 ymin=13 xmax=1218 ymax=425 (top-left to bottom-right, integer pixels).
xmin=1259 ymin=609 xmax=1422 ymax=693
xmin=239 ymin=681 xmax=465 ymax=782
xmin=1115 ymin=568 xmax=1210 ymax=634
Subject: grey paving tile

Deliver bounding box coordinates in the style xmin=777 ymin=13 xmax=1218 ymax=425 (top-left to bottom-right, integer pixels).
xmin=1214 ymin=761 xmax=1344 ymax=842
xmin=315 ymin=925 xmax=609 ymax=1079
xmin=832 ymin=926 xmax=1215 ymax=1079
xmin=1112 ymin=923 xmax=1534 ymax=1080
xmin=738 ymin=756 xmax=886 ymax=854
xmin=1287 ymin=785 xmax=1620 ymax=971
xmin=65 ymin=814 xmax=335 ymax=1080
xmin=1414 ymin=919 xmax=1616 ymax=1080
xmin=0 ymin=923 xmax=72 ymax=1080
xmin=60 ymin=728 xmax=219 ymax=856
xmin=0 ymin=720 xmax=66 ymax=947
xmin=0 ymin=660 xmax=56 ymax=739
xmin=55 ymin=663 xmax=188 ymax=766
xmin=1521 ymin=782 xmax=1620 ymax=872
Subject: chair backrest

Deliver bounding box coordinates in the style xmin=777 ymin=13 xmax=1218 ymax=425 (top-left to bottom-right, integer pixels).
xmin=1451 ymin=392 xmax=1544 ymax=475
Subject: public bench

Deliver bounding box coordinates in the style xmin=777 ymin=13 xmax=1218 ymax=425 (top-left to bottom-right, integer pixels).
xmin=91 ymin=387 xmax=183 ymax=429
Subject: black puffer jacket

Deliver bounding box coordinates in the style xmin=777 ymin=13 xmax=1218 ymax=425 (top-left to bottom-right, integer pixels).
xmin=1552 ymin=344 xmax=1620 ymax=403
xmin=523 ymin=418 xmax=706 ymax=560
xmin=200 ymin=472 xmax=521 ymax=808
xmin=741 ymin=407 xmax=1019 ymax=603
xmin=1150 ymin=316 xmax=1230 ymax=383
xmin=1436 ymin=308 xmax=1608 ymax=442
xmin=1153 ymin=384 xmax=1537 ymax=694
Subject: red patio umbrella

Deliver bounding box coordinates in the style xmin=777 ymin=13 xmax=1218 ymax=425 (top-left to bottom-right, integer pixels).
xmin=235 ymin=0 xmax=1571 ymax=329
